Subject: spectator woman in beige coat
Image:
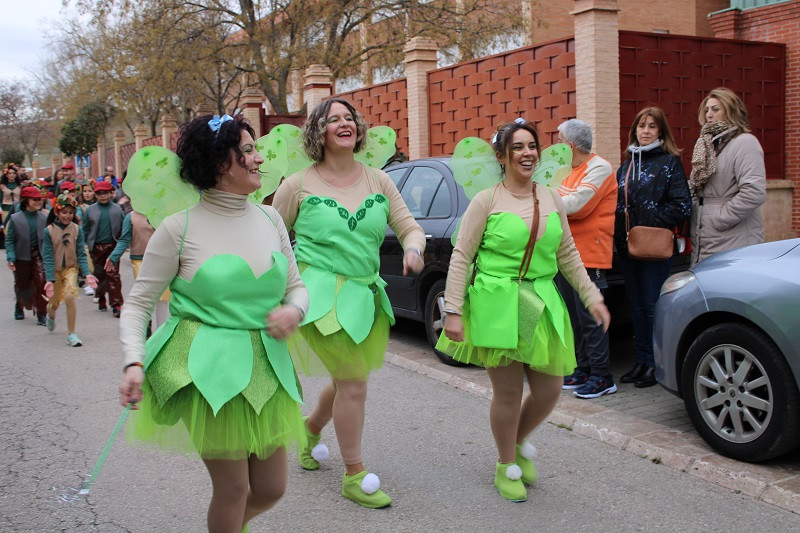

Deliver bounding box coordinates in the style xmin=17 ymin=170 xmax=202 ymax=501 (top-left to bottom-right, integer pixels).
xmin=689 ymin=88 xmax=766 ymax=264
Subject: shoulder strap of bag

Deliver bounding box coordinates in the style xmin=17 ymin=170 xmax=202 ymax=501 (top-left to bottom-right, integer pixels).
xmin=518 ymin=182 xmax=540 ymax=279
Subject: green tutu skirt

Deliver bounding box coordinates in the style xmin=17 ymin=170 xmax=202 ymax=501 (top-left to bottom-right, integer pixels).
xmin=289 ymin=297 xmax=390 ymax=381
xmin=436 ymin=296 xmax=576 ymax=377
xmin=127 ymin=324 xmax=305 ymax=460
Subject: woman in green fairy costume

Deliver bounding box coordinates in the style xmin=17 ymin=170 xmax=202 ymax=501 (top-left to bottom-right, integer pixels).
xmin=118 ymin=114 xmax=308 ymax=531
xmin=273 ymin=99 xmax=425 ymax=509
xmin=438 ymin=119 xmax=610 ymax=502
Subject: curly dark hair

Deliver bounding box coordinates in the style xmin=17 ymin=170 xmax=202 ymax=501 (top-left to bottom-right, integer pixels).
xmin=303 ymin=98 xmax=368 ymax=162
xmin=176 ymin=114 xmax=255 ymax=190
xmin=1 ymin=164 xmax=19 ymax=186
xmin=491 ymin=119 xmax=540 ymax=173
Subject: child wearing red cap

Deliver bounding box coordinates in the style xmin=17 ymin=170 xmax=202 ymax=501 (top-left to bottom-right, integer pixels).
xmin=4 ymin=186 xmax=48 ymax=322
xmin=42 ymin=195 xmax=98 ymax=346
xmin=82 ymin=180 xmax=124 ymax=316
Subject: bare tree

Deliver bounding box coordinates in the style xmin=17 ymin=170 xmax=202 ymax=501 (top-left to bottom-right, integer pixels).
xmin=0 ymin=80 xmax=58 ymax=166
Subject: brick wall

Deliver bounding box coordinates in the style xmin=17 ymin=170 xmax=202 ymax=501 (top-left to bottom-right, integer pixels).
xmin=619 ymin=31 xmax=784 ymax=180
xmin=336 ymin=79 xmax=409 ymax=157
xmin=428 ymin=37 xmax=576 ymax=156
xmin=709 ymin=0 xmax=800 ymax=231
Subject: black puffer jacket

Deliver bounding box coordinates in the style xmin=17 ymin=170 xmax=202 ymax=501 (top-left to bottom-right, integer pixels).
xmin=614 ymin=142 xmax=691 ymax=256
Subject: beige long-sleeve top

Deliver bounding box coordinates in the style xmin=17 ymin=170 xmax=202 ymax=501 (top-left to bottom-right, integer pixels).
xmin=120 ymin=188 xmax=309 ymax=367
xmin=444 ymin=183 xmax=603 ymax=314
xmin=273 ymin=164 xmax=426 ymax=254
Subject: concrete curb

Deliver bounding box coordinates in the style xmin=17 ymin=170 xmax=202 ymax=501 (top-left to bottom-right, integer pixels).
xmin=385 ymin=351 xmax=800 ymax=515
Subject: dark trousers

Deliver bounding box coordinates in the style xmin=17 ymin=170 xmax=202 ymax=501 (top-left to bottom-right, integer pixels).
xmin=90 ymin=242 xmax=123 ymax=308
xmin=618 ymin=254 xmax=673 ymax=368
xmin=555 ymin=269 xmax=611 ymax=378
xmin=13 ymin=249 xmax=47 ymax=316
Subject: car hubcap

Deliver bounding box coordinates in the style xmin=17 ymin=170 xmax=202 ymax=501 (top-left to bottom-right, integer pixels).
xmin=431 ymin=293 xmax=446 ymax=337
xmin=694 ymin=344 xmax=772 ymax=444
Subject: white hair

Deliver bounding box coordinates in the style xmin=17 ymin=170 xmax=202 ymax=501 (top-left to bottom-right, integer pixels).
xmin=557 ymin=119 xmax=593 ymax=153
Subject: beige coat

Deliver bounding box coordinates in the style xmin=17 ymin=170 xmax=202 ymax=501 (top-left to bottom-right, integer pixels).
xmin=690 ymin=132 xmax=766 ymax=264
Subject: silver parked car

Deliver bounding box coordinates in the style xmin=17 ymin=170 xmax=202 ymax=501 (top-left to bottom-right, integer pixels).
xmin=654 ymin=238 xmax=800 ymax=462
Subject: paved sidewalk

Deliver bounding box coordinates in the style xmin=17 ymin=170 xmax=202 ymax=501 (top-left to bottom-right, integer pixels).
xmin=386 ymin=321 xmax=800 ymax=515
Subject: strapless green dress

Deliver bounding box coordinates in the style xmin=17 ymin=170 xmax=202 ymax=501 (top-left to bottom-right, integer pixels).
xmin=436 ymin=212 xmax=576 ymax=376
xmin=128 ymin=252 xmax=305 ymax=460
xmin=288 ymin=193 xmax=395 ymax=380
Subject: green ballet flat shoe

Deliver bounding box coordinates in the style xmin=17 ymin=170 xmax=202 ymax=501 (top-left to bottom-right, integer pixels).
xmin=342 ymin=471 xmax=392 ymax=509
xmin=516 ymin=441 xmax=538 ymax=485
xmin=298 ymin=416 xmax=326 ymax=471
xmin=494 ymin=462 xmax=527 ymax=502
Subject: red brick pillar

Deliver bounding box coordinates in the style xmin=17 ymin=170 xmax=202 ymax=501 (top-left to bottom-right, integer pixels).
xmin=403 ymin=37 xmax=439 ymax=160
xmin=304 ymin=65 xmax=333 ymax=117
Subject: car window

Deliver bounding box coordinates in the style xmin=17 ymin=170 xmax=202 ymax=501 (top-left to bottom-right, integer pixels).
xmin=428 ymin=180 xmax=451 ymax=218
xmin=400 ymin=166 xmax=445 ymax=218
xmin=386 ymin=168 xmax=407 ymax=186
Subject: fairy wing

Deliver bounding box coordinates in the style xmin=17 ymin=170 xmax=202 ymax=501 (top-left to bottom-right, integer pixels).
xmin=354 ymin=126 xmax=397 ymax=168
xmin=250 ymin=132 xmax=289 ymax=204
xmin=124 ymin=146 xmax=200 ymax=228
xmin=450 ymin=137 xmax=502 ymax=200
xmin=532 ymin=143 xmax=572 ymax=188
xmin=269 ymin=124 xmax=313 ymax=178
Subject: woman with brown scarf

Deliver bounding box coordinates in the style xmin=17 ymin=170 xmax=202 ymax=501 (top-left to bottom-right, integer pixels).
xmin=689 ymin=88 xmax=766 ymax=264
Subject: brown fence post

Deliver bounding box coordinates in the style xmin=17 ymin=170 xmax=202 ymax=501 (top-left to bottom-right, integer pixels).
xmin=32 ymin=157 xmax=40 ymax=180
xmin=160 ymin=113 xmax=177 ymax=150
xmin=571 ymin=0 xmax=621 ymax=167
xmin=241 ymin=87 xmax=266 ymax=138
xmin=97 ymin=136 xmax=105 ymax=175
xmin=403 ymin=37 xmax=439 ymax=160
xmin=304 ymin=65 xmax=333 ymax=116
xmin=114 ymin=130 xmax=126 ymax=179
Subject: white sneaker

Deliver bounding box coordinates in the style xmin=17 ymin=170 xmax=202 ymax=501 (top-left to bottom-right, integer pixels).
xmin=84 ymin=286 xmax=95 ymax=296
xmin=67 ymin=333 xmax=82 ymax=347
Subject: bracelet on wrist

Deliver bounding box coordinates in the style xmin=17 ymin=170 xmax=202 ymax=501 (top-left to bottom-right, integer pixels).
xmin=406 ymin=247 xmax=422 ymax=257
xmin=123 ymin=361 xmax=143 ymax=373
xmin=289 ymin=303 xmax=306 ymax=320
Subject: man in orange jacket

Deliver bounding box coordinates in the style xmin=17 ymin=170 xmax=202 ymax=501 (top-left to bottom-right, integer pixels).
xmin=554 ymin=119 xmax=618 ymax=399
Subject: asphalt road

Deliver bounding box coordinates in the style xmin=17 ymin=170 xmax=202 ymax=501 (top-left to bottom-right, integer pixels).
xmin=2 ymin=255 xmax=798 ymax=531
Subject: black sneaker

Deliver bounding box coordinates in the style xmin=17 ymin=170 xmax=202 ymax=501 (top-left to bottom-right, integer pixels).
xmin=112 ymin=306 xmax=121 ymax=318
xmin=99 ymin=303 xmax=108 ymax=312
xmin=573 ymin=375 xmax=618 ymax=399
xmin=37 ymin=314 xmax=47 ymax=326
xmin=14 ymin=307 xmax=24 ymax=320
xmin=562 ymin=369 xmax=589 ymax=390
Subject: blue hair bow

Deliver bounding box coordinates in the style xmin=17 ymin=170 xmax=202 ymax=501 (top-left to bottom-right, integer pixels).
xmin=208 ymin=114 xmax=233 ymax=134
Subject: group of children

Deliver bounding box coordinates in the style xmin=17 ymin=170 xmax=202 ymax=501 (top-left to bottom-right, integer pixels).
xmin=3 ymin=176 xmax=151 ymax=347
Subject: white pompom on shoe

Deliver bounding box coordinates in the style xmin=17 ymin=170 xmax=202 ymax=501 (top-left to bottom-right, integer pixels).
xmin=361 ymin=473 xmax=381 ymax=495
xmin=518 ymin=441 xmax=538 ymax=460
xmin=505 ymin=464 xmax=523 ymax=480
xmin=311 ymin=443 xmax=329 ymax=461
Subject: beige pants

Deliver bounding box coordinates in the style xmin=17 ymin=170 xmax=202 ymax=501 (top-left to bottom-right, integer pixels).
xmin=48 ymin=267 xmax=79 ymax=334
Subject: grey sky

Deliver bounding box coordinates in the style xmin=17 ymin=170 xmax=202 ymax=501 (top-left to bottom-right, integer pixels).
xmin=0 ymin=0 xmax=65 ymax=80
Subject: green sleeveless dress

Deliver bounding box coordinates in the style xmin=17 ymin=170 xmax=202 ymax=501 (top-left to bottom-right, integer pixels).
xmin=288 ymin=187 xmax=395 ymax=380
xmin=436 ymin=212 xmax=576 ymax=376
xmin=128 ymin=243 xmax=305 ymax=460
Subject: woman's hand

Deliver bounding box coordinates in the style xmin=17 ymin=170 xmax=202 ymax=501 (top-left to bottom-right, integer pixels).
xmin=266 ymin=304 xmax=302 ymax=340
xmin=44 ymin=281 xmax=54 ymax=299
xmin=85 ymin=275 xmax=99 ymax=289
xmin=589 ymin=302 xmax=611 ymax=333
xmin=443 ymin=312 xmax=465 ymax=342
xmin=402 ymin=248 xmax=424 ymax=276
xmin=119 ymin=365 xmax=144 ymax=408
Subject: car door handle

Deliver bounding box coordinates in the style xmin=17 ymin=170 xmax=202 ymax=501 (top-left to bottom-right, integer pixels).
xmin=425 ymin=234 xmax=434 ymax=241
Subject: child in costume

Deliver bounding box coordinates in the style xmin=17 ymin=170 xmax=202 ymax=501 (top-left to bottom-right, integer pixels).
xmin=273 ymin=98 xmax=425 ymax=509
xmin=77 ymin=181 xmax=96 ymax=296
xmin=42 ymin=195 xmax=98 ymax=347
xmin=108 ymin=210 xmax=171 ymax=330
xmin=118 ymin=114 xmax=308 ymax=532
xmin=5 ymin=186 xmax=49 ymax=323
xmin=82 ymin=180 xmax=124 ymax=316
xmin=437 ymin=120 xmax=610 ymax=502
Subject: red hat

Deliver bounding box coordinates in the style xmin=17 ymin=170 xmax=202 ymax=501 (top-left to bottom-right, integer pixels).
xmin=20 ymin=186 xmax=45 ymax=199
xmin=94 ymin=180 xmax=113 ymax=192
xmin=60 ymin=181 xmax=76 ymax=191
xmin=61 ymin=163 xmax=75 ymax=170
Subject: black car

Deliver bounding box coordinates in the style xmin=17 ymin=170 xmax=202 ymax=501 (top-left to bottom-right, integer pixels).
xmin=379 ymin=157 xmax=688 ymax=366
xmin=380 ymin=158 xmax=468 ymax=365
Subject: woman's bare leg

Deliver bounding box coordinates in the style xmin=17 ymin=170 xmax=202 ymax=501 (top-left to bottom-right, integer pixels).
xmin=241 ymin=448 xmax=288 ymax=528
xmin=202 ymin=458 xmax=248 ymax=533
xmin=307 ymin=380 xmax=336 ymax=435
xmin=330 ymin=379 xmax=368 ymax=474
xmin=517 ymin=368 xmax=563 ymax=443
xmin=485 ymin=362 xmax=524 ymax=463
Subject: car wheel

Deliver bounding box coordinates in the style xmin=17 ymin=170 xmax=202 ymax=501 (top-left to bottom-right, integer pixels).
xmin=681 ymin=323 xmax=800 ymax=462
xmin=424 ymin=279 xmax=468 ymax=367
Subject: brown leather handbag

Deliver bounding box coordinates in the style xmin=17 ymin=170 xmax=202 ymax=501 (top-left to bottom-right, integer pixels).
xmin=624 ymin=162 xmax=674 ymax=261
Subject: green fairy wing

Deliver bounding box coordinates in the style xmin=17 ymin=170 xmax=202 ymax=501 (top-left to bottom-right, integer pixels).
xmin=354 ymin=126 xmax=397 ymax=168
xmin=450 ymin=137 xmax=502 ymax=200
xmin=124 ymin=146 xmax=200 ymax=228
xmin=250 ymin=132 xmax=289 ymax=204
xmin=532 ymin=143 xmax=572 ymax=188
xmin=269 ymin=124 xmax=313 ymax=177
xmin=449 ymin=137 xmax=502 ymax=245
